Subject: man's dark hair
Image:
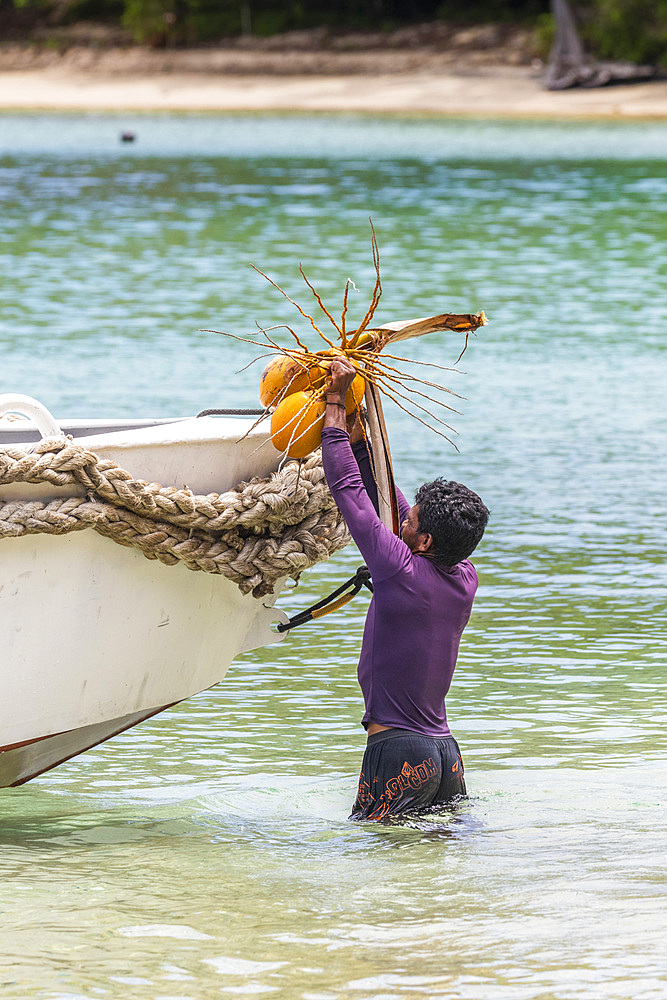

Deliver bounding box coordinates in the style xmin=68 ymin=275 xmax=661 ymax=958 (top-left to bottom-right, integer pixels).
xmin=414 ymin=479 xmax=489 ymax=567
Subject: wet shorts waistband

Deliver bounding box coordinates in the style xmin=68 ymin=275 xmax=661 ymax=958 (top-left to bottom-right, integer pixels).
xmin=367 ymin=727 xmax=451 ymax=746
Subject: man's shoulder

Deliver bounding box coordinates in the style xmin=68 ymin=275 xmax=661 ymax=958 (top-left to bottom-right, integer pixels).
xmin=456 ymin=557 xmax=477 ymax=578
xmin=453 ymin=559 xmax=479 ymax=600
xmin=424 ymin=556 xmax=478 ymax=597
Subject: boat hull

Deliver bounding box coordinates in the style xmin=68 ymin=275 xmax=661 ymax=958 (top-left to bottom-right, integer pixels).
xmin=0 ymin=705 xmax=171 ymax=787
xmin=0 ymin=412 xmax=289 ymax=786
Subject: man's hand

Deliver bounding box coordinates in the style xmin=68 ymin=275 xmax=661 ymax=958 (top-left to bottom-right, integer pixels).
xmin=323 ymin=357 xmax=358 ymax=432
xmin=326 ymin=357 xmax=357 ymax=402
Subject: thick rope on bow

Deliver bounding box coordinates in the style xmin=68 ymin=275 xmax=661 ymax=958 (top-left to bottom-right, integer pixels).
xmin=0 ymin=439 xmax=350 ymax=597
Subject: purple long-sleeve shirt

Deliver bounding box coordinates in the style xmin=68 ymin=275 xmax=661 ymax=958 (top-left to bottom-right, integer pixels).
xmin=321 ymin=426 xmax=478 ymax=737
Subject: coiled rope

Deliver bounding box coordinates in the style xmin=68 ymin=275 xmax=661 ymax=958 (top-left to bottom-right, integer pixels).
xmin=0 ymin=438 xmax=350 ymax=598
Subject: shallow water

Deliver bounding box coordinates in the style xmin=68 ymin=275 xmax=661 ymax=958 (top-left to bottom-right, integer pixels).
xmin=1 ymin=112 xmax=666 ymax=1000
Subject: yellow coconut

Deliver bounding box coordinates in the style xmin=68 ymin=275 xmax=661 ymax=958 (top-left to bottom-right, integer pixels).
xmin=306 ymin=363 xmax=330 ymax=390
xmin=345 ymin=373 xmax=365 ymax=414
xmin=259 ymin=354 xmax=312 ymax=409
xmin=271 ymin=390 xmax=326 ymax=459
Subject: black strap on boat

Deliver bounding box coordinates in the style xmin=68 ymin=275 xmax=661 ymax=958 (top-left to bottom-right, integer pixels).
xmin=276 ymin=565 xmax=373 ymax=633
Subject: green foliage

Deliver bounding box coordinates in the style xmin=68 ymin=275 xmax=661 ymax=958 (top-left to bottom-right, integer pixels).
xmin=61 ymin=0 xmax=124 ymax=23
xmin=119 ymin=0 xmax=552 ymax=46
xmin=120 ymin=0 xmax=312 ymax=44
xmin=2 ymin=0 xmax=666 ymax=64
xmin=7 ymin=0 xmax=50 ymax=10
xmin=534 ymin=11 xmax=554 ymax=57
xmin=437 ymin=0 xmax=548 ymax=21
xmin=581 ymin=0 xmax=667 ymax=65
xmin=121 ymin=0 xmax=168 ymax=44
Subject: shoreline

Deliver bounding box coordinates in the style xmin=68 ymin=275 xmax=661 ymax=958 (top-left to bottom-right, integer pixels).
xmin=0 ymin=33 xmax=665 ymax=119
xmin=2 ymin=67 xmax=667 ymax=118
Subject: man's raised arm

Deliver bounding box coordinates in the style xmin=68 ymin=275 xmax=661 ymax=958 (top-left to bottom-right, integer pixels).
xmin=321 ymin=359 xmax=412 ymax=583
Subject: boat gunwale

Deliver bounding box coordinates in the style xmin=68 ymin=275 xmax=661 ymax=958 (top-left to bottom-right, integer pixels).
xmin=0 ymin=413 xmax=272 ymax=450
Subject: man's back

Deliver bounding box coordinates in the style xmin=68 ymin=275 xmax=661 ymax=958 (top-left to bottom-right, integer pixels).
xmin=359 ymin=549 xmax=477 ymax=736
xmin=321 ymin=425 xmax=477 ymax=736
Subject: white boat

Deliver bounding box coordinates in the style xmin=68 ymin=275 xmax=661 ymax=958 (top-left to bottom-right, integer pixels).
xmin=0 ymin=394 xmax=292 ymax=788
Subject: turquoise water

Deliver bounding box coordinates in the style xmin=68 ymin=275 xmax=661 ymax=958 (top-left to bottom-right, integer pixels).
xmin=1 ymin=113 xmax=666 ymax=1000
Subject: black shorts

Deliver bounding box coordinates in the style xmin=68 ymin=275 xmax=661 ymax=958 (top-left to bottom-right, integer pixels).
xmin=349 ymin=728 xmax=466 ymax=822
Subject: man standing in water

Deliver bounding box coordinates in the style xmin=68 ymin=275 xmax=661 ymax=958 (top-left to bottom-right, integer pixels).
xmin=321 ymin=358 xmax=489 ymax=821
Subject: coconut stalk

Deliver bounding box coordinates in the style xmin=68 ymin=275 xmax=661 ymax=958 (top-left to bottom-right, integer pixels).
xmin=358 ymin=314 xmax=487 ymax=534
xmin=374 ymin=313 xmax=486 ymax=344
xmin=364 ymin=381 xmax=400 ymax=534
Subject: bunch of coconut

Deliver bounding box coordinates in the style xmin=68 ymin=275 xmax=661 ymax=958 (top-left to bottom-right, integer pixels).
xmin=260 ymin=351 xmax=365 ymax=459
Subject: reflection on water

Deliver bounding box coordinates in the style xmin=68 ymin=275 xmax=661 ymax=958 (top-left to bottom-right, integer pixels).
xmin=1 ymin=113 xmax=666 ymax=1000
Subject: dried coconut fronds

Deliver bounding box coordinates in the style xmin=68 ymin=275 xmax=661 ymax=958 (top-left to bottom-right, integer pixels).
xmin=205 ymin=223 xmax=488 ymax=463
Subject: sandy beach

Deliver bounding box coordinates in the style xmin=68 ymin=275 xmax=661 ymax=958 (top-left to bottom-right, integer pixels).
xmin=1 ymin=68 xmax=666 ymax=117
xmin=1 ymin=35 xmax=666 ymax=117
